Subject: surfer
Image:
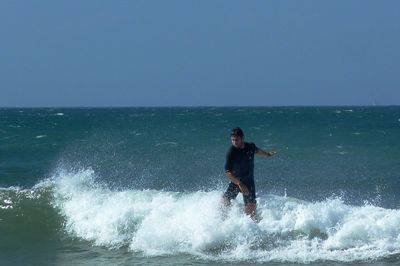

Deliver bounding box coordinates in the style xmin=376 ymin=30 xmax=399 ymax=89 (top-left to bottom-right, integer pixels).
xmin=222 ymin=127 xmax=277 ymax=220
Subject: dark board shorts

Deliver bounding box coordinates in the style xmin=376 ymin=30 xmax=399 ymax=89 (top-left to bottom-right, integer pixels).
xmin=223 ymin=179 xmax=256 ymax=205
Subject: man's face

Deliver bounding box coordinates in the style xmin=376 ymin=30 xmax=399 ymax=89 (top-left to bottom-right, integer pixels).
xmin=231 ymin=135 xmax=244 ymax=148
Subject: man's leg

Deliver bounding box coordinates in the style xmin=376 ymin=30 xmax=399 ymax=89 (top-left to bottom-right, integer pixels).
xmin=222 ymin=182 xmax=240 ymax=204
xmin=220 ymin=183 xmax=240 ymax=217
xmin=221 ymin=195 xmax=231 ymax=207
xmin=245 ymin=202 xmax=257 ymax=220
xmin=243 ymin=180 xmax=257 ymax=221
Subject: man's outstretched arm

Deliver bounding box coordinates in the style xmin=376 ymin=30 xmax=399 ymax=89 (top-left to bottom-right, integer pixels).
xmin=256 ymin=148 xmax=277 ymax=157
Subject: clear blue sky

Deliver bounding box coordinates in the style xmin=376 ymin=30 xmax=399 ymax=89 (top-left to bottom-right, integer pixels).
xmin=1 ymin=1 xmax=399 ymax=107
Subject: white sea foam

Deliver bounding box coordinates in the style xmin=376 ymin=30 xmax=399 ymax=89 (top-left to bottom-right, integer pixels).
xmin=3 ymin=199 xmax=12 ymax=205
xmin=0 ymin=198 xmax=13 ymax=209
xmin=51 ymin=168 xmax=400 ymax=263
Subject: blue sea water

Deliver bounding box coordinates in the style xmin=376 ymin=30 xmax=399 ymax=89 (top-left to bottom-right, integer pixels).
xmin=1 ymin=107 xmax=400 ymax=265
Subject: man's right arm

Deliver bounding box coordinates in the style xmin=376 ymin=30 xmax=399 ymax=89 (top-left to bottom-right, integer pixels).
xmin=225 ymin=148 xmax=249 ymax=195
xmin=225 ymin=171 xmax=249 ymax=195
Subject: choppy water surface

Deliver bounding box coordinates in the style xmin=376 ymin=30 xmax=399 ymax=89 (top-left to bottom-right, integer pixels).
xmin=1 ymin=107 xmax=400 ymax=265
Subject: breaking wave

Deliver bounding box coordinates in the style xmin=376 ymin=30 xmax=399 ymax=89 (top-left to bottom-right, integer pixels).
xmin=2 ymin=168 xmax=400 ymax=263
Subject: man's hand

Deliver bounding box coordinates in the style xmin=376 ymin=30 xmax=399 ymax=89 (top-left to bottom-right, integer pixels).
xmin=238 ymin=182 xmax=249 ymax=195
xmin=268 ymin=150 xmax=277 ymax=156
xmin=226 ymin=171 xmax=250 ymax=195
xmin=256 ymin=148 xmax=277 ymax=157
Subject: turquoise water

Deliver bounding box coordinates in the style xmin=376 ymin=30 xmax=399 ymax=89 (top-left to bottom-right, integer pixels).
xmin=1 ymin=107 xmax=400 ymax=265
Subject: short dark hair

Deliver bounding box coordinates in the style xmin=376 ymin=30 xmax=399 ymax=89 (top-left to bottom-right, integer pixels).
xmin=230 ymin=127 xmax=244 ymax=137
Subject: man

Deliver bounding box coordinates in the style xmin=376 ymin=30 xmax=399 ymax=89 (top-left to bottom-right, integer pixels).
xmin=222 ymin=127 xmax=277 ymax=220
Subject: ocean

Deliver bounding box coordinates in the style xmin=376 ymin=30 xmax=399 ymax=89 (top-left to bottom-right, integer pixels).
xmin=1 ymin=106 xmax=400 ymax=265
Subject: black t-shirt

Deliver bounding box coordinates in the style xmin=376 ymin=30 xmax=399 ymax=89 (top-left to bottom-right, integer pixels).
xmin=224 ymin=142 xmax=258 ymax=182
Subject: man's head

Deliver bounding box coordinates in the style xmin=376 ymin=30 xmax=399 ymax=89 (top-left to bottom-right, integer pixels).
xmin=230 ymin=127 xmax=245 ymax=148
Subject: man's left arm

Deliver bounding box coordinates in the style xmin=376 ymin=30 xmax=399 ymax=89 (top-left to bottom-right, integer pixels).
xmin=255 ymin=147 xmax=277 ymax=157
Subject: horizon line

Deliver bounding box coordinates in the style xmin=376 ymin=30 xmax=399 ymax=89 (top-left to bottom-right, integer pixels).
xmin=0 ymin=104 xmax=399 ymax=109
